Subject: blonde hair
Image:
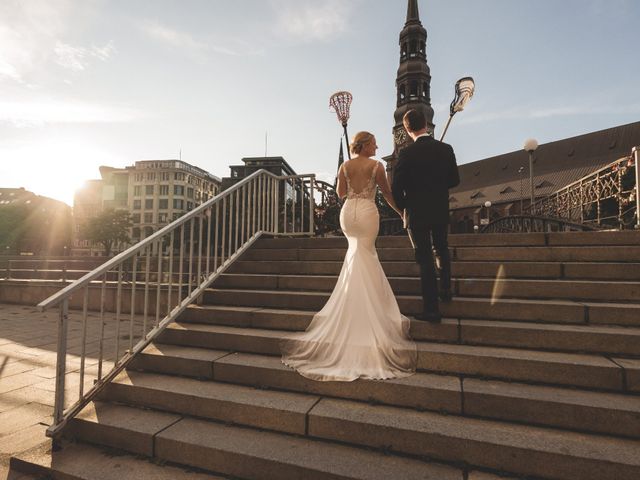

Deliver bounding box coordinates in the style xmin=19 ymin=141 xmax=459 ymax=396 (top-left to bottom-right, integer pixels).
xmin=350 ymin=131 xmax=374 ymax=155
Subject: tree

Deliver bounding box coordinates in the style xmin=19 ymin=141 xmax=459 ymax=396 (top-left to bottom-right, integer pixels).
xmin=84 ymin=209 xmax=133 ymax=256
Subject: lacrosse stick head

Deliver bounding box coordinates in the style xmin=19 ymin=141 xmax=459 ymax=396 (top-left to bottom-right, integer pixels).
xmin=329 ymin=91 xmax=353 ymax=126
xmin=449 ymin=77 xmax=475 ymax=116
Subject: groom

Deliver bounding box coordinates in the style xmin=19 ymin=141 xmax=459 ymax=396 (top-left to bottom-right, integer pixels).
xmin=392 ymin=109 xmax=460 ymax=322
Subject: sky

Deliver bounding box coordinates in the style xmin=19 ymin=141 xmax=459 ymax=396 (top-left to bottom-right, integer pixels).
xmin=1 ymin=0 xmax=639 ymax=206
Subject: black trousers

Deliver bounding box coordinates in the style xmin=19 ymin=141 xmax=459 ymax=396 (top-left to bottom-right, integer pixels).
xmin=407 ymin=224 xmax=451 ymax=312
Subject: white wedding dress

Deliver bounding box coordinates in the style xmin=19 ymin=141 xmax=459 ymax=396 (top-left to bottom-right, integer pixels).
xmin=281 ymin=162 xmax=417 ymax=381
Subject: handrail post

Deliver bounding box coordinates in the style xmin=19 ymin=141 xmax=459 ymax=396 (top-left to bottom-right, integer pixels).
xmin=634 ymin=147 xmax=640 ymax=229
xmin=53 ymin=298 xmax=69 ymax=426
xmin=309 ymin=176 xmax=315 ymax=235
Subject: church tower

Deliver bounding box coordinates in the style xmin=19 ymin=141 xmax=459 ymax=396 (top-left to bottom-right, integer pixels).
xmin=391 ymin=0 xmax=434 ymax=157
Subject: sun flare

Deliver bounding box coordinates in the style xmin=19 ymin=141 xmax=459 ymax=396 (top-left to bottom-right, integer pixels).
xmin=1 ymin=136 xmax=122 ymax=206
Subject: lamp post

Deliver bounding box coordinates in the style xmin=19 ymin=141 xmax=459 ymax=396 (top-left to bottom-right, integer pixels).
xmin=523 ymin=138 xmax=538 ymax=208
xmin=329 ymin=91 xmax=353 ymax=171
xmin=484 ymin=200 xmax=492 ymax=224
xmin=518 ymin=166 xmax=525 ymax=213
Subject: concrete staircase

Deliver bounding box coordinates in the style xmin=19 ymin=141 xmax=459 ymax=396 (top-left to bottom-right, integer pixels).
xmin=11 ymin=232 xmax=640 ymax=479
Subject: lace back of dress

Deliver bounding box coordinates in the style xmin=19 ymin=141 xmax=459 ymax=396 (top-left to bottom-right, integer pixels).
xmin=345 ymin=163 xmax=378 ymax=200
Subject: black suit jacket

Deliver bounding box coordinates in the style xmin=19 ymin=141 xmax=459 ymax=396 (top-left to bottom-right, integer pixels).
xmin=392 ymin=135 xmax=460 ymax=228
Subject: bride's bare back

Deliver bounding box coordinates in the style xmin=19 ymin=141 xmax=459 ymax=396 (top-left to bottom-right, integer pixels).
xmin=338 ymin=158 xmax=393 ymax=200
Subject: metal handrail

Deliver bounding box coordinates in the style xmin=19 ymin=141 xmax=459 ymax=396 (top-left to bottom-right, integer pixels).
xmin=40 ymin=168 xmax=316 ymax=437
xmin=38 ymin=169 xmax=312 ymax=311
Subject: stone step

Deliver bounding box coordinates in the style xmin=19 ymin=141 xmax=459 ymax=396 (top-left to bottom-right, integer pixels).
xmin=256 ymin=234 xmax=546 ymax=249
xmin=131 ymin=346 xmax=640 ymax=438
xmin=457 ymin=278 xmax=640 ymax=302
xmin=241 ymin=247 xmax=417 ymax=262
xmin=70 ymin=402 xmax=461 ymax=480
xmin=230 ymin=259 xmax=558 ymax=278
xmin=214 ymin=273 xmax=640 ymax=302
xmin=202 ymin=288 xmax=592 ymax=324
xmin=158 ymin=323 xmax=627 ymax=391
xmin=455 ymin=245 xmax=640 ymax=263
xmin=256 ymin=231 xmax=640 ymax=248
xmin=102 ymin=370 xmax=319 ymax=435
xmin=241 ymin=245 xmax=640 ymax=263
xmin=10 ymin=441 xmax=224 ymax=480
xmin=307 ymin=397 xmax=640 ymax=480
xmin=229 ymin=259 xmax=640 ymax=281
xmin=180 ymin=305 xmax=640 ymax=356
xmin=70 ymin=399 xmax=640 ymax=480
xmin=132 ymin=346 xmax=462 ymax=412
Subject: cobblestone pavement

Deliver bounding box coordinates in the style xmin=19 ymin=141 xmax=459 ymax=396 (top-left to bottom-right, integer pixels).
xmin=0 ymin=303 xmax=145 ymax=479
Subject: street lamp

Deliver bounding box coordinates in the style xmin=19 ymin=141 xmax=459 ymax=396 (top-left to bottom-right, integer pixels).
xmin=484 ymin=200 xmax=492 ymax=224
xmin=518 ymin=166 xmax=525 ymax=213
xmin=329 ymin=91 xmax=353 ymax=171
xmin=523 ymin=138 xmax=538 ymax=207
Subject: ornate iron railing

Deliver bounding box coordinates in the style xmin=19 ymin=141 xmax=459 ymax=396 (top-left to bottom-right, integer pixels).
xmin=310 ymin=179 xmax=405 ymax=236
xmin=38 ymin=169 xmax=315 ymax=437
xmin=528 ymin=147 xmax=639 ymax=229
xmin=481 ymin=215 xmax=599 ymax=233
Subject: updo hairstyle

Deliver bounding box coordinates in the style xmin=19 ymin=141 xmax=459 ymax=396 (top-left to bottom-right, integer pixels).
xmin=350 ymin=131 xmax=374 ymax=155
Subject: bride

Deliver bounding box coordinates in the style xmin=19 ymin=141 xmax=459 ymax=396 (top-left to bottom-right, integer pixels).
xmin=281 ymin=131 xmax=417 ymax=381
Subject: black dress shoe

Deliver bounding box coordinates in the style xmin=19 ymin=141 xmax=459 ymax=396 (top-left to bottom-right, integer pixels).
xmin=415 ymin=311 xmax=442 ymax=323
xmin=439 ymin=289 xmax=453 ymax=303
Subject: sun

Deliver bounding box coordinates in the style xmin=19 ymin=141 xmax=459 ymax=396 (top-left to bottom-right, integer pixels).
xmin=3 ymin=135 xmax=122 ymax=207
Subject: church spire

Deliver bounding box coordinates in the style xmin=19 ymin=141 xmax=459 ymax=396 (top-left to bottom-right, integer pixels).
xmin=406 ymin=0 xmax=420 ymax=24
xmin=391 ymin=0 xmax=435 ymax=157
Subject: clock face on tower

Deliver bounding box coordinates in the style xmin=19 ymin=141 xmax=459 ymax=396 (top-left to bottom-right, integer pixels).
xmin=394 ymin=127 xmax=407 ymax=145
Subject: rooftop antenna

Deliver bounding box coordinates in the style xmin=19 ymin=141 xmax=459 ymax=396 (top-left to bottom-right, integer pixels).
xmin=264 ymin=131 xmax=268 ymax=157
xmin=179 ymin=148 xmax=182 ymax=160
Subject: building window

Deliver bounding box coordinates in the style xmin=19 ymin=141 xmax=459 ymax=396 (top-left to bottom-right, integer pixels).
xmin=174 ymin=185 xmax=185 ymax=196
xmin=132 ymin=213 xmax=141 ymax=223
xmin=410 ymin=81 xmax=418 ymax=98
xmin=134 ymin=173 xmax=143 ymax=182
xmin=159 ymin=199 xmax=168 ymax=209
xmin=159 ymin=185 xmax=169 ymax=195
xmin=145 ymin=199 xmax=153 ymax=209
xmin=187 ymin=201 xmax=194 ymax=210
xmin=173 ymin=199 xmax=184 ymax=209
xmin=133 ymin=200 xmax=141 ymax=210
xmin=146 ymin=172 xmax=156 ymax=181
xmin=134 ymin=186 xmax=141 ymax=196
xmin=160 ymin=172 xmax=170 ymax=181
xmin=144 ymin=227 xmax=153 ymax=238
xmin=187 ymin=187 xmax=194 ymax=199
xmin=158 ymin=213 xmax=168 ymax=223
xmin=132 ymin=227 xmax=140 ymax=239
xmin=145 ymin=185 xmax=154 ymax=195
xmin=144 ymin=212 xmax=153 ymax=223
xmin=175 ymin=172 xmax=185 ymax=181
